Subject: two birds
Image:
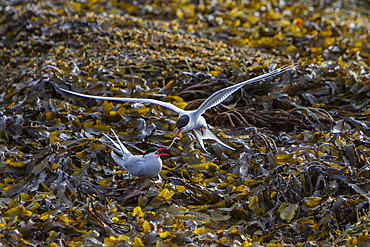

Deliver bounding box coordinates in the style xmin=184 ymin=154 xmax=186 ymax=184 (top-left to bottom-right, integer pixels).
xmin=61 ymin=65 xmax=294 ymax=179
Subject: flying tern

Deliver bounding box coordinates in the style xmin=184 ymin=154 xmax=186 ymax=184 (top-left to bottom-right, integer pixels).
xmin=103 ymin=130 xmax=168 ymax=180
xmin=61 ymin=64 xmax=294 ymax=152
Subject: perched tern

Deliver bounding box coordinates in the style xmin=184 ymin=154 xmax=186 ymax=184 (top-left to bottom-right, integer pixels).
xmin=103 ymin=130 xmax=168 ymax=179
xmin=61 ymin=65 xmax=294 ymax=152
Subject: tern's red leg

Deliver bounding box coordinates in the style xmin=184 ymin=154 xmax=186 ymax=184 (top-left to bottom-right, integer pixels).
xmin=191 ymin=130 xmax=195 ymax=135
xmin=201 ymin=127 xmax=204 ymax=135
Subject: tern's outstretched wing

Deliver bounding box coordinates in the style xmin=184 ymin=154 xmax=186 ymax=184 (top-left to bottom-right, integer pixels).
xmin=195 ymin=65 xmax=295 ymax=116
xmin=60 ymin=88 xmax=184 ymax=114
xmin=192 ymin=128 xmax=235 ymax=153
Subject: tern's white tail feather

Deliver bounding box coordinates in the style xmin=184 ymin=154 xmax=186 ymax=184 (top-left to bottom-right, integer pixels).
xmin=192 ymin=128 xmax=235 ymax=153
xmin=111 ymin=130 xmax=131 ymax=155
xmin=103 ymin=130 xmax=131 ymax=157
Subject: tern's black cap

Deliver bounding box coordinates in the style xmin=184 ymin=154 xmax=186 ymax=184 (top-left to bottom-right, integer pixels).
xmin=176 ymin=115 xmax=189 ymax=129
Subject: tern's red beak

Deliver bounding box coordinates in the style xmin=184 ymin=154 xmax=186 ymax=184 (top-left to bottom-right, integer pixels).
xmin=175 ymin=128 xmax=183 ymax=138
xmin=155 ymin=147 xmax=169 ymax=156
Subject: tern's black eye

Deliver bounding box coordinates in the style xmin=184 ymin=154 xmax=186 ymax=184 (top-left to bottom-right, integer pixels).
xmin=176 ymin=115 xmax=189 ymax=129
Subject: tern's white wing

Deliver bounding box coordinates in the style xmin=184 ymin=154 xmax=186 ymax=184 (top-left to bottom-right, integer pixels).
xmin=102 ymin=133 xmax=121 ymax=153
xmin=60 ymin=88 xmax=184 ymax=114
xmin=195 ymin=65 xmax=295 ymax=116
